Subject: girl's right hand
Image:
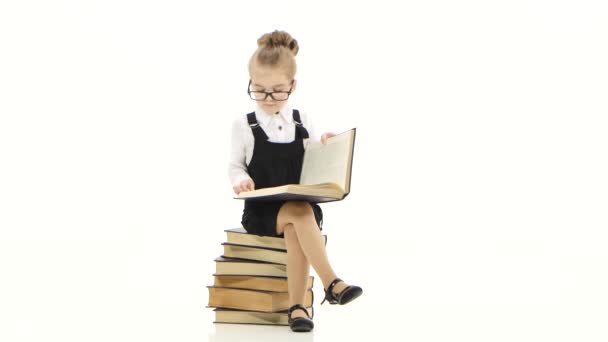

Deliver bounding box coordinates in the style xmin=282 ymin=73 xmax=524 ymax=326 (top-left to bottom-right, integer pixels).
xmin=233 ymin=179 xmax=255 ymax=195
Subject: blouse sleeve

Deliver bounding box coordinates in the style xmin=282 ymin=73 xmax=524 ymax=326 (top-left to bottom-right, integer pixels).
xmin=228 ymin=117 xmax=253 ymax=187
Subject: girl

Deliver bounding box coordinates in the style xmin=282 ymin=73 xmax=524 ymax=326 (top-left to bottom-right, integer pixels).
xmin=228 ymin=30 xmax=363 ymax=332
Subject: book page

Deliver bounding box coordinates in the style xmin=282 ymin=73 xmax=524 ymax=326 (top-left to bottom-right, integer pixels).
xmin=300 ymin=129 xmax=354 ymax=190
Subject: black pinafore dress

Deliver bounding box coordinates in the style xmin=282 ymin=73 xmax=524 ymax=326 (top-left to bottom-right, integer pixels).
xmin=240 ymin=109 xmax=323 ymax=238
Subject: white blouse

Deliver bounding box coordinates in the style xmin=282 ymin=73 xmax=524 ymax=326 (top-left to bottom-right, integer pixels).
xmin=228 ymin=103 xmax=320 ymax=187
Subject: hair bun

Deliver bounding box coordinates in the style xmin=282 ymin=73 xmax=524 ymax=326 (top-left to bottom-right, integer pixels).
xmin=257 ymin=30 xmax=299 ymax=56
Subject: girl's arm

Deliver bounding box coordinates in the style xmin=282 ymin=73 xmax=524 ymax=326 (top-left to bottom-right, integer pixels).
xmin=228 ymin=117 xmax=254 ymax=192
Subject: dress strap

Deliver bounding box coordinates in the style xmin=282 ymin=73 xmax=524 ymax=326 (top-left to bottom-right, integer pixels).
xmin=246 ymin=112 xmax=269 ymax=140
xmin=292 ymin=109 xmax=310 ymax=139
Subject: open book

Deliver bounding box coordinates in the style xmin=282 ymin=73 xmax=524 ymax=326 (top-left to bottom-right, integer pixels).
xmin=235 ymin=128 xmax=356 ymax=203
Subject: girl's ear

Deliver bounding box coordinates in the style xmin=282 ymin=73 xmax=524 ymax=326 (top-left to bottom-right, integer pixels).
xmin=291 ymin=79 xmax=297 ymax=93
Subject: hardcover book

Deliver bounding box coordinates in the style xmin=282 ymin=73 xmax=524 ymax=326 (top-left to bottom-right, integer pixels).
xmin=235 ymin=128 xmax=356 ymax=203
xmin=213 ymin=256 xmax=288 ymax=277
xmin=212 ymin=307 xmax=313 ymax=326
xmin=207 ymin=287 xmax=313 ymax=312
xmin=213 ymin=274 xmax=313 ymax=292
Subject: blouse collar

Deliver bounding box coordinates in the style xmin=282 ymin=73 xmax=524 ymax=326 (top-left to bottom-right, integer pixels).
xmin=255 ymin=103 xmax=293 ymax=126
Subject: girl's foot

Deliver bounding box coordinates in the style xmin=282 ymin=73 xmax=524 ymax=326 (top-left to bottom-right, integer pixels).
xmin=321 ymin=277 xmax=363 ymax=305
xmin=288 ymin=304 xmax=314 ymax=332
xmin=289 ymin=306 xmax=311 ymax=320
xmin=330 ymin=280 xmax=349 ymax=296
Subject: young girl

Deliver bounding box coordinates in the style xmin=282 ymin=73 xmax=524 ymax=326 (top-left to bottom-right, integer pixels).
xmin=228 ymin=30 xmax=362 ymax=332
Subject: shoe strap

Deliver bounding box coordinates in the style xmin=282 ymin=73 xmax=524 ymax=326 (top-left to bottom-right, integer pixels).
xmin=288 ymin=304 xmax=311 ymax=319
xmin=327 ymin=277 xmax=343 ymax=295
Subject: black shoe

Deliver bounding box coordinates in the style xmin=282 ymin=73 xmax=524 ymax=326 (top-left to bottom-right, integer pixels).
xmin=320 ymin=277 xmax=363 ymax=305
xmin=287 ymin=304 xmax=314 ymax=332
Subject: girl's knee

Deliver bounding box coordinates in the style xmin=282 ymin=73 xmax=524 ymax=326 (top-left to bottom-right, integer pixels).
xmin=283 ymin=223 xmax=296 ymax=236
xmin=282 ymin=201 xmax=313 ymax=217
xmin=277 ymin=202 xmax=316 ymax=234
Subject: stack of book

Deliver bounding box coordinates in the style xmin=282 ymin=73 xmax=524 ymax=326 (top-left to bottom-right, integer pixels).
xmin=207 ymin=228 xmax=326 ymax=326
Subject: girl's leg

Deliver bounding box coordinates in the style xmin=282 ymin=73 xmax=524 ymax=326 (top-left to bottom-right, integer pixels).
xmin=283 ymin=223 xmax=311 ymax=319
xmin=276 ymin=201 xmax=350 ymax=297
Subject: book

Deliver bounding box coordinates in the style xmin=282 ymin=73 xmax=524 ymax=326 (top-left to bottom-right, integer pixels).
xmin=214 ymin=256 xmax=287 ymax=277
xmin=224 ymin=227 xmax=328 ymax=250
xmin=213 ymin=274 xmax=314 ymax=292
xmin=225 ymin=227 xmax=287 ymax=250
xmin=212 ymin=307 xmax=312 ymax=326
xmin=222 ymin=243 xmax=287 ymax=265
xmin=235 ymin=128 xmax=356 ymax=203
xmin=221 ymin=233 xmax=328 ymax=265
xmin=207 ymin=287 xmax=314 ymax=312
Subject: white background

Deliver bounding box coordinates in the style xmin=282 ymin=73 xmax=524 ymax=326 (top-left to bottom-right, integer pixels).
xmin=1 ymin=1 xmax=607 ymax=341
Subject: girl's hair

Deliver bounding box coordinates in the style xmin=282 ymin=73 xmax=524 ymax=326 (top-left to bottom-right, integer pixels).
xmin=248 ymin=30 xmax=299 ymax=80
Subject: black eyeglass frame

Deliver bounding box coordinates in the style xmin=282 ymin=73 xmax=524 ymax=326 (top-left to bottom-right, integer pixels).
xmin=247 ymin=79 xmax=295 ymax=101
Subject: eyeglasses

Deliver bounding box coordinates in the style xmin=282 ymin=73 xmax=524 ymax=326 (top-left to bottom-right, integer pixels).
xmin=247 ymin=79 xmax=294 ymax=101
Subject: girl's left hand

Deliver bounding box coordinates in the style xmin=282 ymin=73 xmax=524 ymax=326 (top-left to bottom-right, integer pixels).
xmin=321 ymin=132 xmax=337 ymax=145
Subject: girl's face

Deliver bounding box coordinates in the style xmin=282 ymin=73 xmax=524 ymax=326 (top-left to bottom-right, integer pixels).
xmin=249 ymin=68 xmax=297 ymax=114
